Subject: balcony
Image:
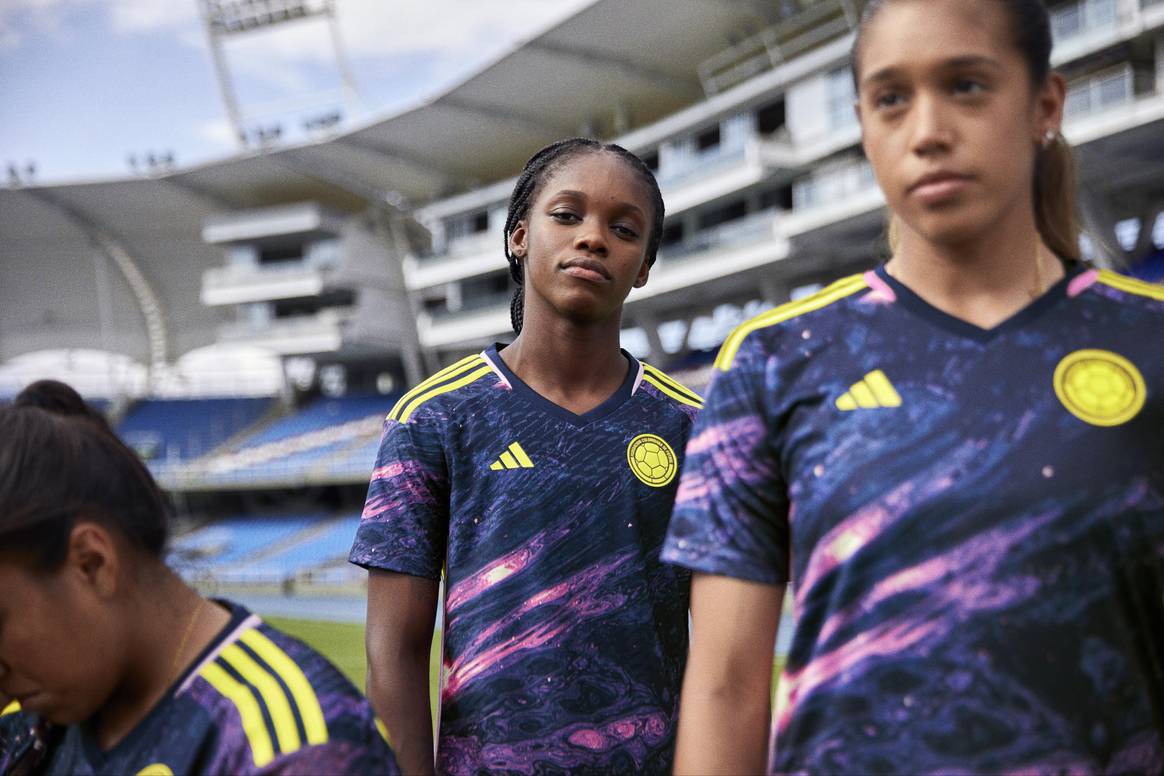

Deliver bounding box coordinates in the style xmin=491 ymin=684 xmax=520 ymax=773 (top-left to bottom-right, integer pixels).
xmin=219 ymin=309 xmax=347 ymax=355
xmin=1065 ymin=66 xmax=1134 ymax=119
xmin=405 ymin=229 xmax=506 ymax=290
xmin=1050 ymin=0 xmax=1149 ymax=64
xmin=201 ymin=261 xmax=336 ymax=306
xmin=660 ymin=208 xmax=782 ymax=262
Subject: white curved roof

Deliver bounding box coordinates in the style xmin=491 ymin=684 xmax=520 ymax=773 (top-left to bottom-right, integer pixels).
xmin=0 ymin=0 xmax=767 ymax=364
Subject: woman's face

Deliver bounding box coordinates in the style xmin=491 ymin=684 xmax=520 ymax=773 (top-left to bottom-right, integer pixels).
xmin=856 ymin=0 xmax=1063 ymax=247
xmin=0 ymin=549 xmax=124 ymax=724
xmin=509 ymin=151 xmax=654 ymax=327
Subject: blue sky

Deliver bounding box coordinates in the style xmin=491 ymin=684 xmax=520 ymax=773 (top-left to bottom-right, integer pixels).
xmin=0 ymin=0 xmax=592 ymax=183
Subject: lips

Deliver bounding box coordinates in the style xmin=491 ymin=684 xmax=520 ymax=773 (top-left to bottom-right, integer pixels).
xmin=560 ymin=257 xmax=611 ymax=282
xmin=909 ymin=171 xmax=972 ymax=194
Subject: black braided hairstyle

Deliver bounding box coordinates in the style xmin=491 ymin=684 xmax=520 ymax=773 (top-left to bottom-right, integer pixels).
xmin=503 ymin=138 xmax=665 ymax=334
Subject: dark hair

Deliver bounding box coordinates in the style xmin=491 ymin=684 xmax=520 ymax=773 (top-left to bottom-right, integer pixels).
xmin=0 ymin=383 xmax=169 ymax=570
xmin=853 ymin=0 xmax=1080 ymax=261
xmin=502 ymin=138 xmax=666 ymax=334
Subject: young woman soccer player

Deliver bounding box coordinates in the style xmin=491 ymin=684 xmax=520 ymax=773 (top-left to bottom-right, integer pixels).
xmin=0 ymin=381 xmax=399 ymax=775
xmin=350 ymin=138 xmax=702 ymax=774
xmin=664 ymin=0 xmax=1164 ymax=773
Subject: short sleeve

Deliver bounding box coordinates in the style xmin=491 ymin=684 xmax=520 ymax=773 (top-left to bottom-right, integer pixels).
xmin=348 ymin=414 xmax=449 ymax=580
xmin=661 ymin=337 xmax=790 ymax=585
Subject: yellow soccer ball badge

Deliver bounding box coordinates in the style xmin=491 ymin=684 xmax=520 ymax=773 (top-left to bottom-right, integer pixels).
xmin=1053 ymin=349 xmax=1146 ymax=427
xmin=627 ymin=433 xmax=678 ymax=487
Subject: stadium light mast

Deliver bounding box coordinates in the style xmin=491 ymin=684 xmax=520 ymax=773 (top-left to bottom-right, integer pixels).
xmin=197 ymin=0 xmax=363 ymax=148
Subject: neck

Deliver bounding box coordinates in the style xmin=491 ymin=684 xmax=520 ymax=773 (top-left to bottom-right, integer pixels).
xmin=94 ymin=572 xmax=228 ymax=750
xmin=887 ymin=208 xmax=1064 ymax=329
xmin=501 ymin=306 xmax=629 ymax=415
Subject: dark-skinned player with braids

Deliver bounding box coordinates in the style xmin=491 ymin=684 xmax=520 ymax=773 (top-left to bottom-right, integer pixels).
xmin=350 ymin=138 xmax=703 ymax=775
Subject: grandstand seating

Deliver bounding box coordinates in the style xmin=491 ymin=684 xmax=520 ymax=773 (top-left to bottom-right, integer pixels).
xmin=232 ymin=394 xmax=391 ymax=449
xmin=118 ymin=397 xmax=273 ymax=462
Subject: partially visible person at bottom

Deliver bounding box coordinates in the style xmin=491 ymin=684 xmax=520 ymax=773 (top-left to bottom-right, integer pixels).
xmin=351 ymin=138 xmax=700 ymax=774
xmin=663 ymin=0 xmax=1164 ymax=773
xmin=0 ymin=380 xmax=399 ymax=776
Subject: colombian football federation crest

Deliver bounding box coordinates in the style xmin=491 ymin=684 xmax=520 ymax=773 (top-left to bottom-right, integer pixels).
xmin=627 ymin=433 xmax=678 ymax=487
xmin=1053 ymin=349 xmax=1146 ymax=427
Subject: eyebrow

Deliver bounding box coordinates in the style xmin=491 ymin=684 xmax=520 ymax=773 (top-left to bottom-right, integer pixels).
xmin=861 ymin=55 xmax=1004 ymax=87
xmin=550 ymin=190 xmax=646 ymax=220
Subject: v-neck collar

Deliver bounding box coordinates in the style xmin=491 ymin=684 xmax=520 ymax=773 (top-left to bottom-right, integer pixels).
xmin=77 ymin=600 xmax=250 ymax=764
xmin=485 ymin=343 xmax=640 ymax=427
xmin=875 ymin=261 xmax=1085 ymax=343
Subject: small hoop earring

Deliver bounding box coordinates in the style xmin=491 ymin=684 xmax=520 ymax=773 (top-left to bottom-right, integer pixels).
xmin=1041 ymin=129 xmax=1057 ymax=149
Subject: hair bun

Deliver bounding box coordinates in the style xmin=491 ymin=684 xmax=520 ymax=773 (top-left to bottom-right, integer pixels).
xmin=14 ymin=379 xmax=113 ymax=431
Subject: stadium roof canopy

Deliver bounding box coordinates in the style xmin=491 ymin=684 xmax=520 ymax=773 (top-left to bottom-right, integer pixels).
xmin=0 ymin=0 xmax=770 ymax=368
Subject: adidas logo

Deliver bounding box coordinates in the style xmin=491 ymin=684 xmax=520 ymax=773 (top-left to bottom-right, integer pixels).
xmin=835 ymin=370 xmax=902 ymax=411
xmin=489 ymin=442 xmax=535 ymax=470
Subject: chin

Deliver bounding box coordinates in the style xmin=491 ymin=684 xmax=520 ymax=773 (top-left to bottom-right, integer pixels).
xmin=904 ymin=210 xmax=995 ymax=249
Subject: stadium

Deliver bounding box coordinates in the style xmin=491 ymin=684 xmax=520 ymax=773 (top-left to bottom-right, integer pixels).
xmin=2 ymin=0 xmax=1163 ymax=695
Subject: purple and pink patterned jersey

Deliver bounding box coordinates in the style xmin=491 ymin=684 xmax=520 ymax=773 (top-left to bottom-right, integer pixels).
xmin=350 ymin=344 xmax=700 ymax=774
xmin=0 ymin=600 xmax=399 ymax=775
xmin=663 ymin=265 xmax=1164 ymax=774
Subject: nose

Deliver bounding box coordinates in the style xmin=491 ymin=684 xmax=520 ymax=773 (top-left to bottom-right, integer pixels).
xmin=573 ymin=217 xmax=608 ymax=256
xmin=909 ymin=92 xmax=954 ymax=157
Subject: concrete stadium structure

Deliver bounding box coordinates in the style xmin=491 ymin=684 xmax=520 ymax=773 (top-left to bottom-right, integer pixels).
xmin=2 ymin=0 xmax=1162 ymax=396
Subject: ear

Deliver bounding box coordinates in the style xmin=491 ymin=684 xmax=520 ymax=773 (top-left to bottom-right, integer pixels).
xmin=65 ymin=522 xmax=120 ymax=600
xmin=632 ymin=256 xmax=652 ymax=289
xmin=507 ymin=221 xmax=528 ymax=260
xmin=1034 ymin=72 xmax=1066 ymax=140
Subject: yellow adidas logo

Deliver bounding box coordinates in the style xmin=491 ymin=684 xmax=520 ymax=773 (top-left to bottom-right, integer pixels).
xmin=835 ymin=370 xmax=902 ymax=411
xmin=489 ymin=441 xmax=535 ymax=470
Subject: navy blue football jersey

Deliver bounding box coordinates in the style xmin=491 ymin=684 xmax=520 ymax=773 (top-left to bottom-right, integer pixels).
xmin=0 ymin=601 xmax=398 ymax=775
xmin=663 ymin=266 xmax=1164 ymax=774
xmin=350 ymin=344 xmax=700 ymax=774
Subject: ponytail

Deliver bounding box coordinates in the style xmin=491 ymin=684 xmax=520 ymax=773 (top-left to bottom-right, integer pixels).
xmin=1033 ymin=133 xmax=1081 ymax=262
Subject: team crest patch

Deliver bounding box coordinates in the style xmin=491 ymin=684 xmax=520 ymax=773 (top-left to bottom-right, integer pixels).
xmin=1053 ymin=349 xmax=1146 ymax=427
xmin=627 ymin=433 xmax=678 ymax=487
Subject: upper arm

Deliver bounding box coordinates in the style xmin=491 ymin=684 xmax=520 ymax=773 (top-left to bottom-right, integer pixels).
xmin=365 ymin=570 xmax=440 ymax=661
xmin=687 ymin=573 xmax=784 ymax=684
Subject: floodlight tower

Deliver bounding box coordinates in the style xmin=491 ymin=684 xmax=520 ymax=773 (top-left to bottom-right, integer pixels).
xmin=198 ymin=0 xmax=362 ymax=147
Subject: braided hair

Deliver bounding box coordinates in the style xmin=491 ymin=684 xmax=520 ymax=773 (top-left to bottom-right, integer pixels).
xmin=503 ymin=138 xmax=666 ymax=334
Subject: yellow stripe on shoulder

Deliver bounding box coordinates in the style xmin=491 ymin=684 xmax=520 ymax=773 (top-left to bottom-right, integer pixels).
xmin=1 ymin=700 xmax=20 ymax=716
xmin=388 ymin=354 xmax=486 ymax=422
xmin=240 ymin=629 xmax=328 ymax=746
xmin=395 ymin=364 xmax=494 ymax=424
xmin=641 ymin=364 xmax=703 ymax=406
xmin=220 ymin=643 xmax=301 ymax=757
xmin=715 ymin=274 xmax=868 ymax=371
xmin=1096 ymin=269 xmax=1164 ymax=302
xmin=200 ymin=660 xmax=276 ymax=767
xmin=643 ymin=374 xmax=703 ymax=409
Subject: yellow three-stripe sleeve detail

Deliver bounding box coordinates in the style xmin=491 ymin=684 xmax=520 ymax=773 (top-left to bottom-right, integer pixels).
xmin=396 ymin=365 xmax=494 ymax=424
xmin=508 ymin=442 xmax=534 ymax=467
xmin=220 ymin=643 xmax=301 ymax=755
xmin=1096 ymin=270 xmax=1164 ymax=301
xmin=641 ymin=365 xmax=703 ymax=405
xmin=240 ymin=629 xmax=328 ymax=745
xmin=200 ymin=661 xmax=276 ymax=767
xmin=643 ymin=375 xmax=703 ymax=409
xmin=715 ymin=274 xmax=868 ymax=371
xmin=388 ymin=354 xmax=484 ymax=421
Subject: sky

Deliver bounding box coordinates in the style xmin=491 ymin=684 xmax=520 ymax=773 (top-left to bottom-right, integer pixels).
xmin=0 ymin=0 xmax=594 ymax=183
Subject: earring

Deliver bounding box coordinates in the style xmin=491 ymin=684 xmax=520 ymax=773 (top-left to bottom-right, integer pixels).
xmin=1041 ymin=129 xmax=1057 ymax=149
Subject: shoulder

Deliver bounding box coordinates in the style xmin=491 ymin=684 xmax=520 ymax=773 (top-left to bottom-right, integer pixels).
xmin=714 ymin=272 xmax=871 ymax=372
xmin=638 ymin=362 xmax=703 ymax=421
xmin=0 ymin=703 xmax=38 ymax=772
xmin=1087 ymin=268 xmax=1164 ymax=311
xmin=386 ymin=352 xmax=500 ymax=426
xmin=192 ymin=618 xmax=392 ymax=771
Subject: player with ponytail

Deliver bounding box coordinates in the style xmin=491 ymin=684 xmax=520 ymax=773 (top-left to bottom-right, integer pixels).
xmin=665 ymin=1 xmax=1164 ymax=773
xmin=353 ymin=138 xmax=699 ymax=774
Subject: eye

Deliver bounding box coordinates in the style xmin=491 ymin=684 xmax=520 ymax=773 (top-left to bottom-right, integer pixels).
xmin=953 ymin=78 xmax=986 ymax=95
xmin=549 ymin=210 xmax=580 ymax=223
xmin=612 ymin=223 xmax=640 ymax=239
xmin=873 ymin=90 xmax=905 ymax=110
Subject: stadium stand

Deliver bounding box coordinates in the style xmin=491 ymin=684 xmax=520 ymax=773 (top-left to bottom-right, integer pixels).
xmin=118 ymin=397 xmax=273 ymax=463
